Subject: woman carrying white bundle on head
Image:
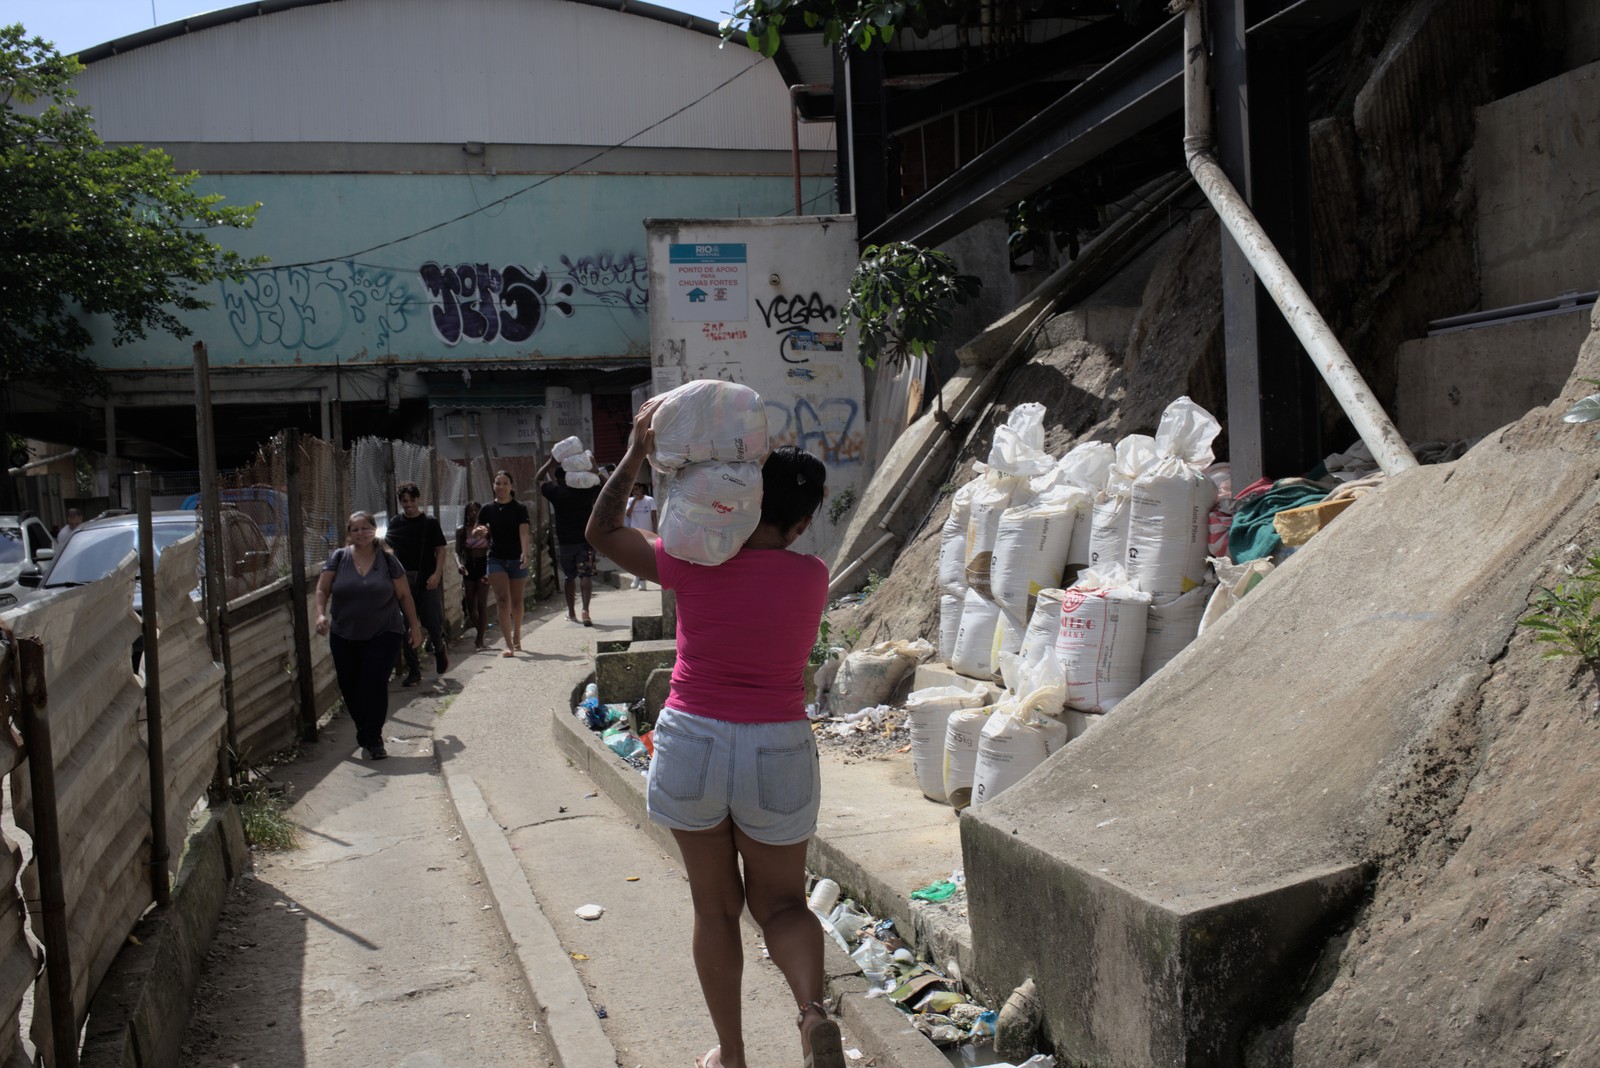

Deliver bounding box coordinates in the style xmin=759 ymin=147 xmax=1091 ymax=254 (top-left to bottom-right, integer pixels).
xmin=586 ymin=401 xmax=844 ymax=1068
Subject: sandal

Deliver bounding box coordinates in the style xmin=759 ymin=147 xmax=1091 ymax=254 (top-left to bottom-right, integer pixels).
xmin=799 ymin=1000 xmax=844 ymax=1068
xmin=694 ymin=1047 xmax=720 ymax=1068
xmin=501 ymin=649 xmax=514 ymax=658
xmin=581 ymin=612 xmax=594 ymax=627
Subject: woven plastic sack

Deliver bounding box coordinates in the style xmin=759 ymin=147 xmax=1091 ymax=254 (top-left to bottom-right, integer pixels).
xmin=1125 ymin=397 xmax=1221 ymax=600
xmin=1086 ymin=435 xmax=1156 ymax=572
xmin=651 ymin=379 xmax=769 ymax=471
xmin=1056 ymin=566 xmax=1151 ymax=713
xmin=833 ymin=639 xmax=932 ymax=712
xmin=564 ymin=470 xmax=600 ymax=489
xmin=561 ymin=449 xmax=595 ymax=473
xmin=657 ymin=460 xmax=762 ymax=566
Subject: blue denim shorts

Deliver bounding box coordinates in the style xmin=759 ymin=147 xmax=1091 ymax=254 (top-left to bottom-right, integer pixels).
xmin=486 ymin=557 xmax=528 ymax=579
xmin=646 ymin=708 xmax=821 ymax=846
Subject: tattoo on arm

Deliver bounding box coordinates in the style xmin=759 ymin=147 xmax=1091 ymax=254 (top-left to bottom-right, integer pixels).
xmin=591 ymin=470 xmax=632 ymax=534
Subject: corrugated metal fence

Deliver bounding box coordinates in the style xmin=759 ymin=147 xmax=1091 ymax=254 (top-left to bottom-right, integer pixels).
xmin=0 ymin=428 xmax=543 ymax=1064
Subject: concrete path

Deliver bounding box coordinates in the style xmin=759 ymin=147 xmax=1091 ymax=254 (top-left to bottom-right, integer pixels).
xmin=181 ymin=665 xmax=553 ymax=1066
xmin=435 ymin=583 xmax=869 ymax=1067
xmin=183 ymin=579 xmax=953 ymax=1067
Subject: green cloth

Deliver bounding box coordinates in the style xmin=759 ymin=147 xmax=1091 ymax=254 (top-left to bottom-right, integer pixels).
xmin=1228 ymin=479 xmax=1329 ymax=563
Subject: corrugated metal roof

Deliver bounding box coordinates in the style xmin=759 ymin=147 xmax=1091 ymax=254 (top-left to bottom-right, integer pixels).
xmin=70 ymin=0 xmax=833 ymax=153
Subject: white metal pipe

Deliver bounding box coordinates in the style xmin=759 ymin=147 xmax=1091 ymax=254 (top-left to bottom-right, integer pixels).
xmin=7 ymin=447 xmax=78 ymax=476
xmin=1178 ymin=1 xmax=1418 ymax=477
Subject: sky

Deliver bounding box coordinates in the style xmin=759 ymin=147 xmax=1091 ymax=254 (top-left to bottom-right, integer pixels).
xmin=5 ymin=0 xmax=735 ymax=56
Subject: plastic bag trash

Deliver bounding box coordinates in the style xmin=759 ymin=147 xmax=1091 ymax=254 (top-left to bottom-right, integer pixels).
xmin=829 ymin=900 xmax=872 ymax=941
xmin=910 ymin=880 xmax=958 ymax=902
xmin=601 ymin=726 xmax=646 ymax=760
xmin=574 ymin=903 xmax=605 ymax=920
xmin=851 ymin=937 xmax=894 ymax=982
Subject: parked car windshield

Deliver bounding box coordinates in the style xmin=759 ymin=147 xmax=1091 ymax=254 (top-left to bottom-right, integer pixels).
xmin=43 ymin=519 xmax=196 ymax=588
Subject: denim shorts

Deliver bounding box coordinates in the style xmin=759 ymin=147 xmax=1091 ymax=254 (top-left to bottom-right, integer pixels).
xmin=646 ymin=708 xmax=821 ymax=846
xmin=486 ymin=557 xmax=527 ymax=579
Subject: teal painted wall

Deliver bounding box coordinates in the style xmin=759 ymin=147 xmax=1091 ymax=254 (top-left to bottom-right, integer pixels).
xmin=87 ymin=171 xmax=827 ymax=370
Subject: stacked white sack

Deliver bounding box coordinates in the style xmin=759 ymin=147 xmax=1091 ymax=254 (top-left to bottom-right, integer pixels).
xmin=989 ymin=487 xmax=1087 ymax=659
xmin=552 ymin=436 xmax=586 ymax=463
xmin=1125 ymin=397 xmax=1221 ymax=600
xmin=954 ymin=404 xmax=1052 ymax=677
xmin=650 ymin=379 xmax=769 ymax=470
xmin=1056 ymin=565 xmax=1152 ymax=713
xmin=937 ymin=480 xmax=980 ymax=664
xmin=1017 ymin=588 xmax=1067 ymax=676
xmin=1087 ymin=435 xmax=1156 ymax=572
xmin=1141 ymin=582 xmax=1215 ymax=682
xmin=656 ymin=460 xmax=763 ymax=566
xmin=906 ymin=685 xmax=990 ymax=802
xmin=1041 ymin=441 xmax=1115 ymax=578
xmin=942 ymin=706 xmax=993 ymax=811
xmin=972 ymin=688 xmax=1071 ymax=808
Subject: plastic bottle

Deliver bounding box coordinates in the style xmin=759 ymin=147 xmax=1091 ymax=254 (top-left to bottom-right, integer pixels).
xmin=808 ymin=878 xmax=841 ymax=916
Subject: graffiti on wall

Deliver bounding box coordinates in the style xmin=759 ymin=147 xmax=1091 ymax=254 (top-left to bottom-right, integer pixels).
xmin=765 ymin=397 xmax=864 ymax=465
xmin=561 ymin=251 xmax=648 ymax=312
xmin=419 ymin=262 xmax=577 ymax=346
xmin=755 ymin=291 xmax=844 ymax=363
xmin=224 ymin=262 xmax=414 ymax=351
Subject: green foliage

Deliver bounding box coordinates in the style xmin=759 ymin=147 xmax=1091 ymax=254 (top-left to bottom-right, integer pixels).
xmin=227 ymin=745 xmax=300 ymax=851
xmin=810 ymin=616 xmax=836 ymax=666
xmin=842 ymin=242 xmax=982 ymax=371
xmin=827 ymin=485 xmax=857 ymax=525
xmin=1520 ymin=552 xmax=1600 ymax=668
xmin=1 ymin=26 xmax=263 ymax=396
xmin=862 ymin=569 xmax=884 ymax=599
xmin=1561 ymin=379 xmax=1600 ymax=438
xmin=720 ymin=0 xmax=939 ymax=56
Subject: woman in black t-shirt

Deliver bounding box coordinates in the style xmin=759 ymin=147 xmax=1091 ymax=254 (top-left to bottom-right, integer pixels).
xmin=477 ymin=470 xmax=530 ymax=657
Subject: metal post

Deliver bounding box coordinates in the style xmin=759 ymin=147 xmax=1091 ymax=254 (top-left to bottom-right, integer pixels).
xmin=384 ymin=441 xmax=397 ymax=531
xmin=330 ymin=399 xmax=347 ymax=529
xmin=284 ymin=430 xmax=319 ymax=742
xmin=136 ymin=472 xmax=171 ymax=907
xmin=15 ymin=638 xmax=80 ymax=1068
xmin=193 ymin=342 xmax=239 ymax=782
xmin=1178 ymin=0 xmax=1417 ymax=477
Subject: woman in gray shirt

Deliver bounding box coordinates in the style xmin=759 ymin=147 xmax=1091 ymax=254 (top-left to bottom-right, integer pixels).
xmin=315 ymin=511 xmax=423 ymax=760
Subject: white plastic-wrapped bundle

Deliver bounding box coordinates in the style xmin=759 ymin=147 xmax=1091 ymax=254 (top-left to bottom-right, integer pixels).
xmin=1086 ymin=435 xmax=1156 ymax=572
xmin=1140 ymin=582 xmax=1214 ymax=682
xmin=657 ymin=460 xmax=763 ymax=566
xmin=650 ymin=379 xmax=769 ymax=470
xmin=1056 ymin=566 xmax=1152 ymax=713
xmin=906 ymin=685 xmax=990 ymax=802
xmin=990 ymin=489 xmax=1085 ymax=643
xmin=938 ymin=591 xmax=964 ymax=664
xmin=951 ymin=587 xmax=1002 ymax=679
xmin=938 ymin=480 xmax=980 ymax=591
xmin=561 ymin=449 xmax=595 ymax=473
xmin=942 ymin=706 xmax=993 ymax=811
xmin=1125 ymin=397 xmax=1221 ymax=601
xmin=552 ymin=436 xmax=586 ymax=463
xmin=564 ymin=470 xmax=601 ymax=489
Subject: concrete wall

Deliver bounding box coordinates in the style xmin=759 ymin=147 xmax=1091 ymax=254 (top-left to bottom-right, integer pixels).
xmin=80 ymin=173 xmax=811 ymax=372
xmin=644 ymin=216 xmax=868 ymax=559
xmin=1393 ymin=307 xmax=1590 ymax=442
xmin=1476 ymin=60 xmax=1600 ymax=307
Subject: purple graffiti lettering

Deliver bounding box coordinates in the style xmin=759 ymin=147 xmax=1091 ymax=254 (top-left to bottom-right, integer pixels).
xmin=421 ymin=261 xmax=575 ymax=346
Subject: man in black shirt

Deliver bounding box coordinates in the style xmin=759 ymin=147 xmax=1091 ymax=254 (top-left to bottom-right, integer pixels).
xmin=537 ymin=451 xmax=602 ymax=625
xmin=385 ymin=482 xmax=449 ymax=684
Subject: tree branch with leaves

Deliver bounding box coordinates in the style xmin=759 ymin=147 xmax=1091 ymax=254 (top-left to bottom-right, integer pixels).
xmin=1 ymin=25 xmax=264 ymax=397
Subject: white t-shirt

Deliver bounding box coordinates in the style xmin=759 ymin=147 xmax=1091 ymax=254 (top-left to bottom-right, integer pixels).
xmin=624 ymin=495 xmax=657 ymax=531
